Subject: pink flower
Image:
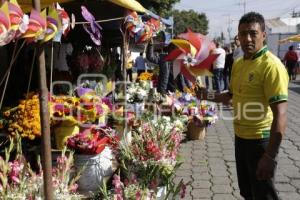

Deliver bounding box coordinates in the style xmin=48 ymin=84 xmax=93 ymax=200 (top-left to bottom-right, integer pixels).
xmin=8 ymin=160 xmax=23 ymax=184
xmin=69 ymin=183 xmax=78 ymax=193
xmin=136 ymin=190 xmax=141 ymax=200
xmin=112 ymin=174 xmax=123 ymax=196
xmin=150 ymin=179 xmax=158 ymax=189
xmin=130 ymin=174 xmax=137 ymax=184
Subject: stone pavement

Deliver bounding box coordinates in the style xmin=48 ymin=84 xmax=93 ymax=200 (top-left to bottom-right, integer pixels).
xmin=175 ymin=81 xmax=300 ymax=200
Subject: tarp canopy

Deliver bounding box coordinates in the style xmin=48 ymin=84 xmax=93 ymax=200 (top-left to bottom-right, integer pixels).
xmin=278 ymin=34 xmax=300 ymax=44
xmin=19 ymin=0 xmax=146 ymax=13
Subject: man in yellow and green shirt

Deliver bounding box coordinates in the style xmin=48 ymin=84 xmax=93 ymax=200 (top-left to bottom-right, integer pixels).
xmin=197 ymin=12 xmax=288 ymax=200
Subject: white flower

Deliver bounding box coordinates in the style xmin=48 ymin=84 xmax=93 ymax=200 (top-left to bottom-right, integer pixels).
xmin=183 ymin=53 xmax=197 ymax=66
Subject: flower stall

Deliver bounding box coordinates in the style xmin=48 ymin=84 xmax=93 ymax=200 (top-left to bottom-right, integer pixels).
xmin=0 ymin=0 xmax=220 ymax=199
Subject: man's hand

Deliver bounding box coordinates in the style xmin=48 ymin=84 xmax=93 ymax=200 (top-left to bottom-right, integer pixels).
xmin=256 ymin=153 xmax=277 ymax=180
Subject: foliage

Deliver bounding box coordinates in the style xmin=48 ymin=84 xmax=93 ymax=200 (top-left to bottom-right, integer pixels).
xmin=139 ymin=0 xmax=180 ymax=17
xmin=172 ymin=9 xmax=209 ymax=36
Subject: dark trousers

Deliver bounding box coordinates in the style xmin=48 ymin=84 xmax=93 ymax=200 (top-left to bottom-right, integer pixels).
xmin=127 ymin=68 xmax=133 ymax=82
xmin=213 ymin=68 xmax=223 ymax=92
xmin=235 ymin=136 xmax=279 ymax=200
xmin=286 ymin=61 xmax=297 ymax=80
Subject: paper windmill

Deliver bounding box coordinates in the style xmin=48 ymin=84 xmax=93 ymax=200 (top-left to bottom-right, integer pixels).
xmin=8 ymin=0 xmax=28 ymax=40
xmin=22 ymin=9 xmax=47 ymax=42
xmin=165 ymin=29 xmax=218 ymax=82
xmin=81 ymin=6 xmax=102 ymax=46
xmin=125 ymin=11 xmax=149 ymax=43
xmin=0 ymin=2 xmax=12 ymax=46
xmin=54 ymin=3 xmax=74 ymax=42
xmin=43 ymin=6 xmax=60 ymax=43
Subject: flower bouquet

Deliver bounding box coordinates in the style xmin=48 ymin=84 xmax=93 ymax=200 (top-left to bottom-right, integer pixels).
xmin=99 ymin=174 xmax=188 ymax=200
xmin=109 ymin=115 xmax=188 ymax=194
xmin=2 ymin=93 xmax=41 ymax=140
xmin=0 ymin=137 xmax=82 ymax=199
xmin=66 ymin=126 xmax=115 ymax=155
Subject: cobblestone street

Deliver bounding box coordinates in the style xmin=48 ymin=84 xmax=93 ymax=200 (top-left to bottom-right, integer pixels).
xmin=175 ymin=81 xmax=300 ymax=200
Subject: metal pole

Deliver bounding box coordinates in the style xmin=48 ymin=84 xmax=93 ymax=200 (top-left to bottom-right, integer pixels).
xmin=32 ymin=0 xmax=53 ymax=199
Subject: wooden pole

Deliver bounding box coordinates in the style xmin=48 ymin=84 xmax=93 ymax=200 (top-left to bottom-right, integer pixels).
xmin=32 ymin=0 xmax=53 ymax=199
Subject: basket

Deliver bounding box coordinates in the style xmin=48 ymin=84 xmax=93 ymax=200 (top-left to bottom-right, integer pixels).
xmin=187 ymin=121 xmax=206 ymax=140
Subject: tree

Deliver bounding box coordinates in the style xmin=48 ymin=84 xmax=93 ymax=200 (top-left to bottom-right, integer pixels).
xmin=139 ymin=0 xmax=180 ymax=17
xmin=172 ymin=9 xmax=209 ymax=36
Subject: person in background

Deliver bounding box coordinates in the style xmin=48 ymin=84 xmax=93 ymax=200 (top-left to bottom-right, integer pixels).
xmin=196 ymin=12 xmax=288 ymax=200
xmin=212 ymin=42 xmax=226 ymax=93
xmin=126 ymin=51 xmax=134 ymax=82
xmin=283 ymin=45 xmax=298 ymax=80
xmin=146 ymin=39 xmax=175 ymax=94
xmin=233 ymin=35 xmax=243 ymax=60
xmin=134 ymin=52 xmax=146 ymax=77
xmin=223 ymin=46 xmax=234 ymax=90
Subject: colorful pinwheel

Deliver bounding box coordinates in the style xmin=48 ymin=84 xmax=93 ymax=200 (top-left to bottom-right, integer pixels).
xmin=43 ymin=6 xmax=60 ymax=43
xmin=81 ymin=6 xmax=102 ymax=46
xmin=8 ymin=0 xmax=28 ymax=40
xmin=0 ymin=1 xmax=12 ymax=46
xmin=22 ymin=9 xmax=47 ymax=42
xmin=165 ymin=29 xmax=218 ymax=82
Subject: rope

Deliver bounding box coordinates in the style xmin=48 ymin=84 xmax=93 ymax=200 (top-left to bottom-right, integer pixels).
xmin=26 ymin=49 xmax=37 ymax=99
xmin=0 ymin=40 xmax=26 ymax=87
xmin=75 ymin=17 xmax=125 ymax=25
xmin=0 ymin=41 xmax=19 ymax=110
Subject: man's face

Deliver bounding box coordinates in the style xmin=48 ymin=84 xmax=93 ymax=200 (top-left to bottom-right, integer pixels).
xmin=238 ymin=22 xmax=266 ymax=59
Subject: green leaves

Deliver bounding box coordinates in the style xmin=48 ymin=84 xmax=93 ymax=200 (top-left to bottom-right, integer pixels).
xmin=172 ymin=9 xmax=209 ymax=36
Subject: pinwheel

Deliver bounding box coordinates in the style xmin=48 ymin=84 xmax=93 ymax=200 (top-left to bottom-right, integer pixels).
xmin=165 ymin=29 xmax=218 ymax=82
xmin=43 ymin=6 xmax=60 ymax=43
xmin=125 ymin=11 xmax=156 ymax=43
xmin=125 ymin=11 xmax=143 ymax=38
xmin=22 ymin=9 xmax=47 ymax=42
xmin=55 ymin=3 xmax=74 ymax=41
xmin=8 ymin=0 xmax=28 ymax=40
xmin=0 ymin=2 xmax=12 ymax=46
xmin=81 ymin=6 xmax=102 ymax=46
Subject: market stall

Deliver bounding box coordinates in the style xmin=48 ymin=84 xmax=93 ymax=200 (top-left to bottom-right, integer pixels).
xmin=0 ymin=0 xmax=219 ymax=199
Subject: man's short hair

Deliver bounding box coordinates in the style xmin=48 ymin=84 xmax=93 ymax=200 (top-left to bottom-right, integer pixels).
xmin=238 ymin=12 xmax=265 ymax=31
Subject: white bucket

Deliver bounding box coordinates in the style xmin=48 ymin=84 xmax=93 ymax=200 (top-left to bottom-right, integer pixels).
xmin=74 ymin=147 xmax=114 ymax=193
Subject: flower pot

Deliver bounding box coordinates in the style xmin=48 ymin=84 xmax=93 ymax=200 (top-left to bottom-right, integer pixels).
xmin=74 ymin=147 xmax=115 ymax=193
xmin=54 ymin=125 xmax=79 ymax=150
xmin=187 ymin=121 xmax=206 ymax=140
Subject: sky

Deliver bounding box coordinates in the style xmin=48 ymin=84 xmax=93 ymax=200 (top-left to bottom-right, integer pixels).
xmin=175 ymin=0 xmax=300 ymax=41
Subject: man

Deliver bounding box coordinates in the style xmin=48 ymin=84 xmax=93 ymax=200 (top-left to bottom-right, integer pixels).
xmin=283 ymin=45 xmax=298 ymax=80
xmin=146 ymin=39 xmax=175 ymax=94
xmin=134 ymin=52 xmax=146 ymax=77
xmin=233 ymin=35 xmax=244 ymax=60
xmin=212 ymin=42 xmax=226 ymax=93
xmin=126 ymin=51 xmax=134 ymax=82
xmin=196 ymin=12 xmax=288 ymax=200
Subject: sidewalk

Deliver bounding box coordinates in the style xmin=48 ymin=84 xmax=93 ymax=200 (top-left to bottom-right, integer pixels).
xmin=175 ymin=81 xmax=300 ymax=200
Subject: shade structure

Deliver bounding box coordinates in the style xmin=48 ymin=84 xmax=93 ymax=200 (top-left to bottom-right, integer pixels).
xmin=19 ymin=0 xmax=146 ymax=13
xmin=278 ymin=34 xmax=300 ymax=44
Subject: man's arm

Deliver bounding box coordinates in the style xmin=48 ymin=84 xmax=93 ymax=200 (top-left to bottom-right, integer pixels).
xmin=256 ymin=101 xmax=287 ymax=180
xmin=196 ymin=88 xmax=232 ymax=105
xmin=266 ymin=101 xmax=287 ymax=158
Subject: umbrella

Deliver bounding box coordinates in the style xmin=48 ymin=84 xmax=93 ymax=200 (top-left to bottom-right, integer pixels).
xmin=278 ymin=34 xmax=300 ymax=44
xmin=165 ymin=29 xmax=218 ymax=82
